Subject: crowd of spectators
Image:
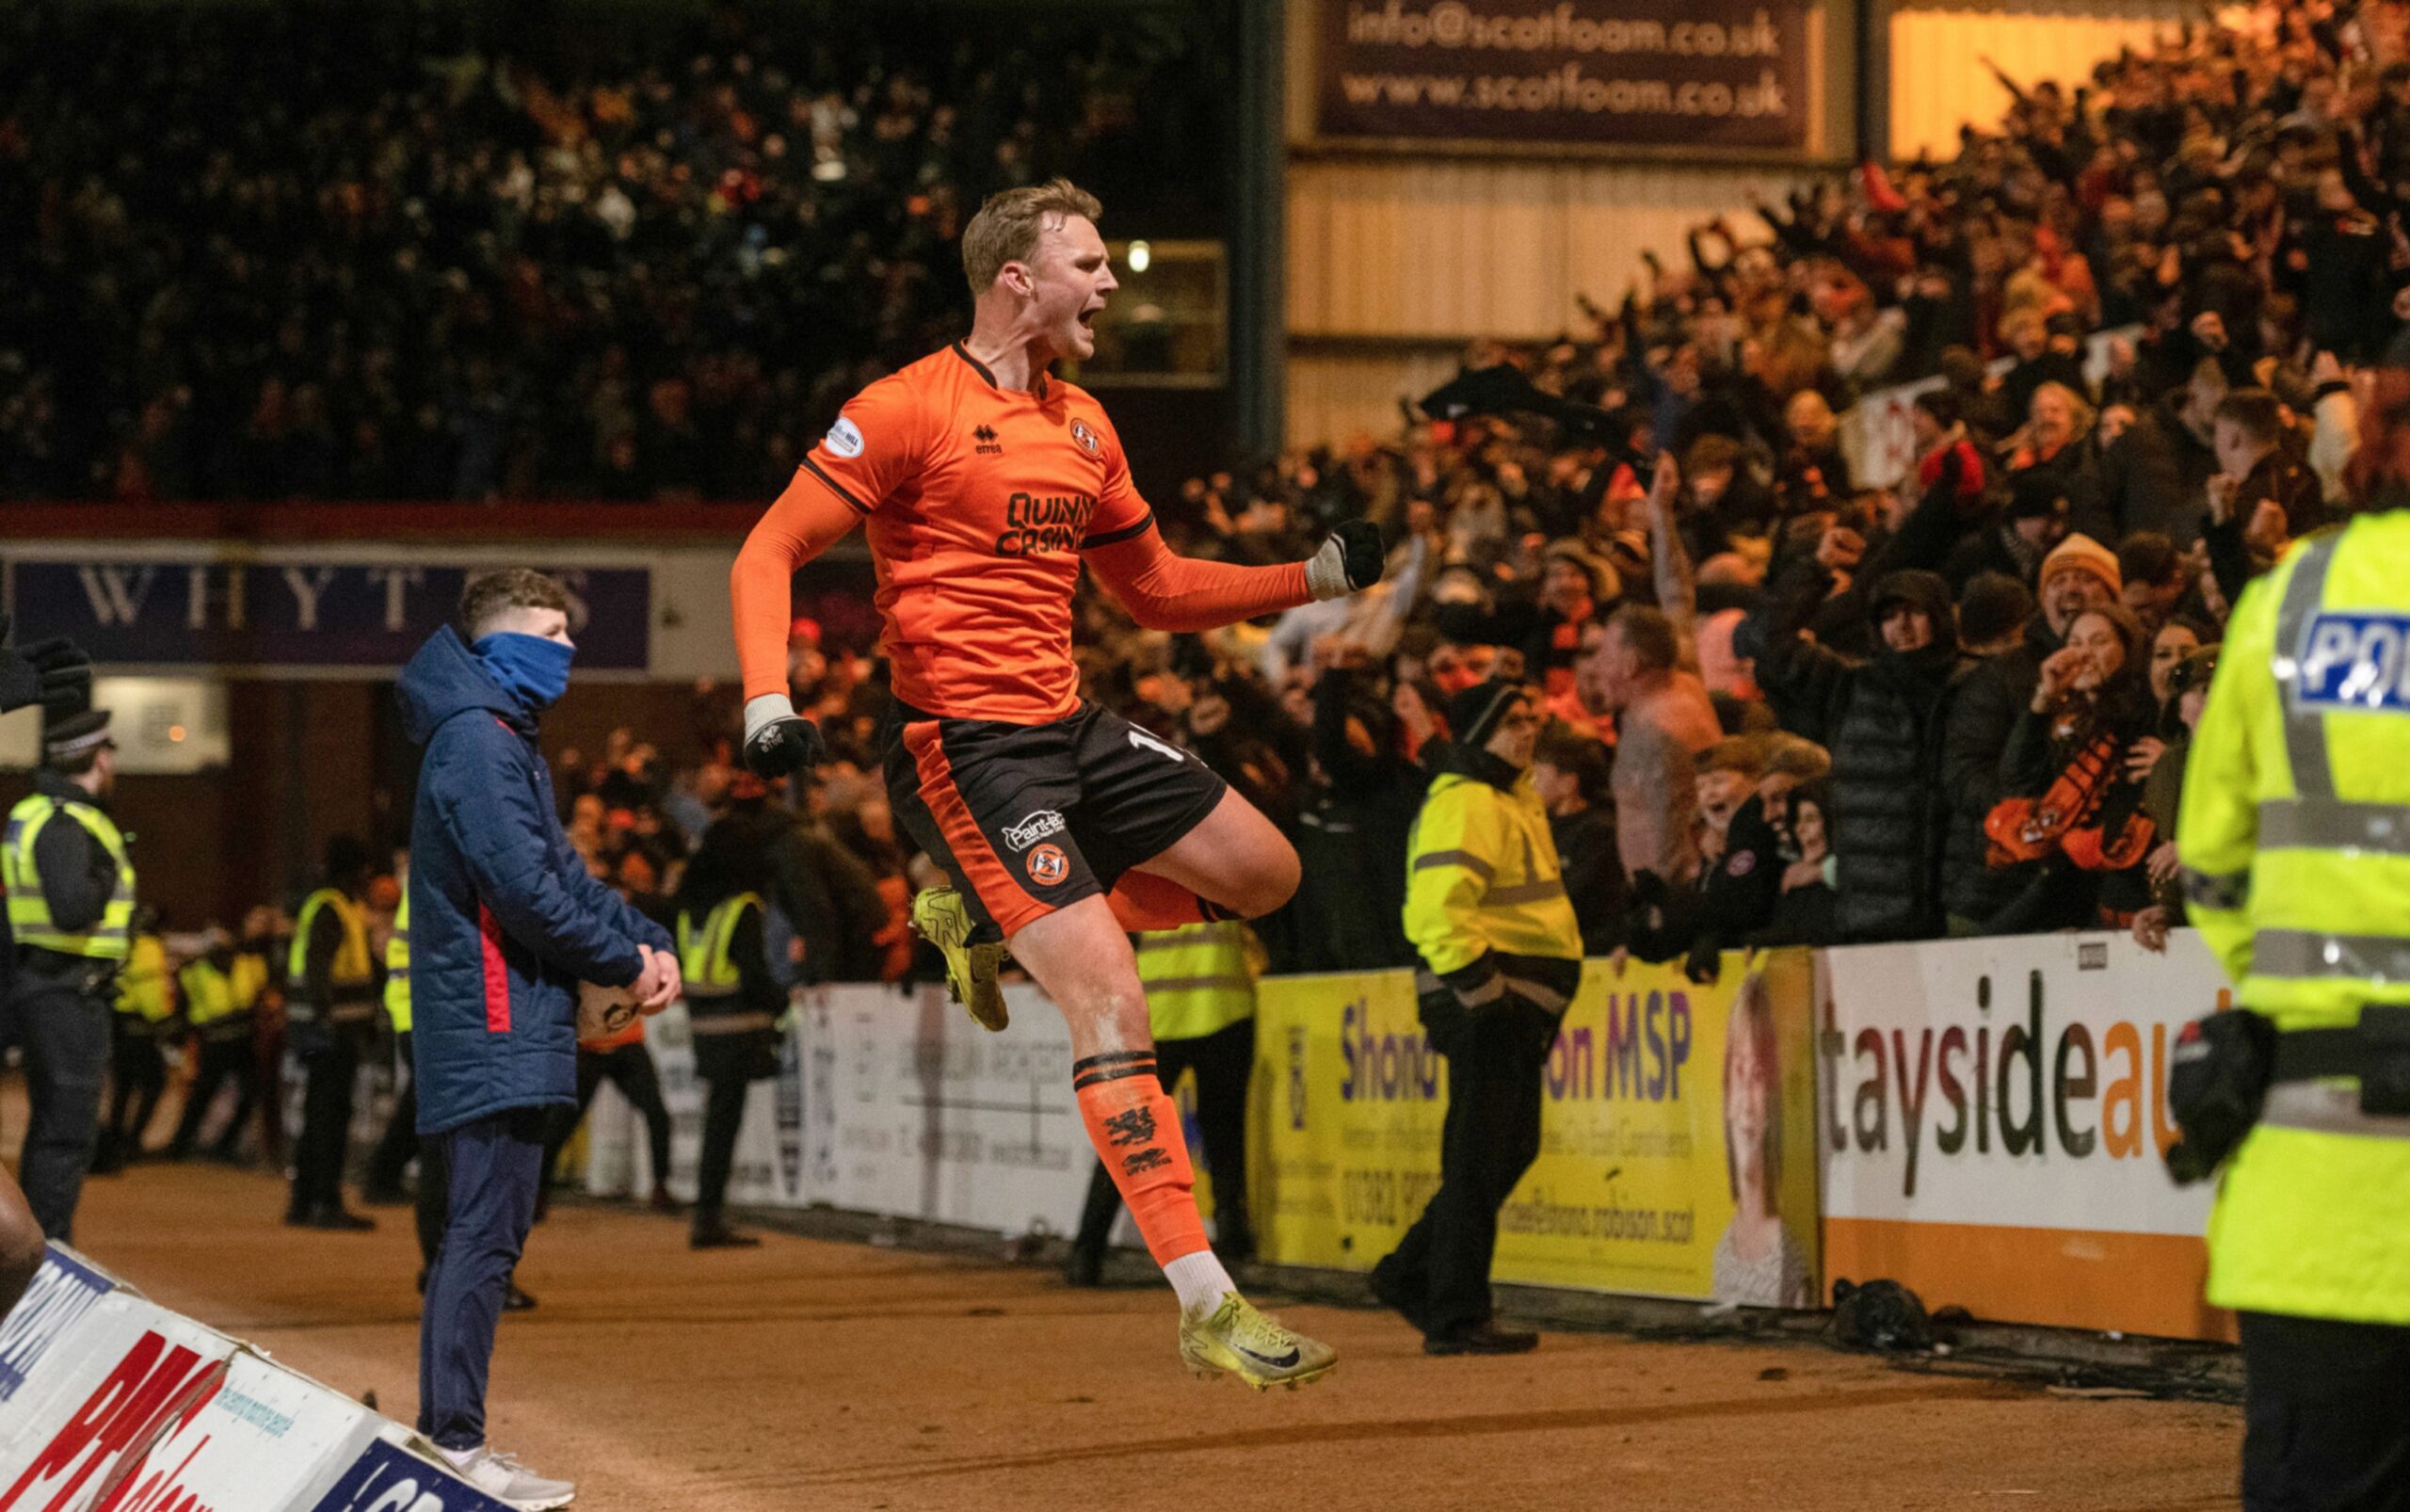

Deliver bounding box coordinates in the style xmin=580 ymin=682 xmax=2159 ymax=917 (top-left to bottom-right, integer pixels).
xmin=469 ymin=0 xmax=2410 ymax=978
xmin=1003 ymin=0 xmax=2402 ymax=972
xmin=0 ymin=0 xmax=1219 ymax=501
xmin=24 ymin=0 xmax=2410 ymax=975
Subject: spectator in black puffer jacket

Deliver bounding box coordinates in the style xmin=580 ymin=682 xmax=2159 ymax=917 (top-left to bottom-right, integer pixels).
xmin=1737 ymin=568 xmax=1971 ymax=943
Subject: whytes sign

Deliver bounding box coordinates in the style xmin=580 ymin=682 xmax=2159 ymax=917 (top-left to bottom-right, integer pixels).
xmin=5 ymin=557 xmax=650 ymax=673
xmin=1316 ymin=0 xmax=1812 ymax=150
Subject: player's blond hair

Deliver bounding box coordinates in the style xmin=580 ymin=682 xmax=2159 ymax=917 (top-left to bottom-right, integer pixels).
xmin=961 ymin=179 xmax=1102 ymax=296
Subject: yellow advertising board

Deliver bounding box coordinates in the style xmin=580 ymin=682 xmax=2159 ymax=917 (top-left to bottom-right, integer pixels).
xmin=1251 ymin=951 xmax=1821 ymax=1305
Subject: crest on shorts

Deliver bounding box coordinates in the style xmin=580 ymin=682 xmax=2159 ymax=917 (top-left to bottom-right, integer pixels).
xmin=1026 ymin=843 xmax=1069 ymax=887
xmin=1069 ymin=419 xmax=1100 ymax=455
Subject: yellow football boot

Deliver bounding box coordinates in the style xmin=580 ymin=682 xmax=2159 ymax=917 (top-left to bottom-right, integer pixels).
xmin=1178 ymin=1294 xmax=1338 ymax=1391
xmin=910 ymin=886 xmax=1009 ymax=1032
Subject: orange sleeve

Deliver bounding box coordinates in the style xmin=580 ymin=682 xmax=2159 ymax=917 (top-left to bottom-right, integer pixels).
xmin=1084 ymin=524 xmax=1310 ymax=632
xmin=1077 ymin=407 xmax=1310 ymax=630
xmin=731 ymin=469 xmax=864 ymax=701
xmin=731 ymin=378 xmax=925 ymax=700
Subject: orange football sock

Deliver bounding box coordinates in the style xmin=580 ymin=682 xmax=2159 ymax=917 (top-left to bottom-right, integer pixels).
xmin=1104 ymin=870 xmax=1213 ymax=932
xmin=1073 ymin=1052 xmax=1209 ymax=1266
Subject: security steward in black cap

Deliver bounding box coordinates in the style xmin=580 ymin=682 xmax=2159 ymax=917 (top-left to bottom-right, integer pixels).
xmin=1 ymin=707 xmax=132 ymax=1244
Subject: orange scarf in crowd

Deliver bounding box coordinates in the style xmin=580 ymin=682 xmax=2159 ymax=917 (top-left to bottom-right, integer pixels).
xmin=1983 ymin=732 xmax=2155 ymax=872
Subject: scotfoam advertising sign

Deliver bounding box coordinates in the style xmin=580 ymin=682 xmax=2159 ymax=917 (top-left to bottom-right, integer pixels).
xmin=1817 ymin=931 xmax=2231 ymax=1339
xmin=1254 ymin=953 xmax=1821 ymax=1304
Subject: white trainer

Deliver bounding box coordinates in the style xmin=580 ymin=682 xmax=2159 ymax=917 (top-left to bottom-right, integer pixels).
xmin=440 ymin=1444 xmax=575 ymax=1511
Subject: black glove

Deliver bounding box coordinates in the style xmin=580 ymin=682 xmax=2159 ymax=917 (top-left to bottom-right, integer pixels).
xmin=743 ymin=712 xmax=827 ymax=779
xmin=1304 ymin=519 xmax=1387 ymax=600
xmin=0 ymin=614 xmax=91 ymax=716
xmin=1683 ymin=932 xmax=1725 ymax=986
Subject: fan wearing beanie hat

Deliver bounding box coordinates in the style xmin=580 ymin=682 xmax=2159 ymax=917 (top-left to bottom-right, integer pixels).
xmin=1444 ymin=679 xmax=1530 ymax=757
xmin=2038 ymin=533 xmax=2122 ymax=602
xmin=2035 ymin=534 xmax=2122 ymax=642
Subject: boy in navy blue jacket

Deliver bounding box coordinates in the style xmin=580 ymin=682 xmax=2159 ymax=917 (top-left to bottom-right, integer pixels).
xmin=398 ymin=570 xmax=678 ymax=1510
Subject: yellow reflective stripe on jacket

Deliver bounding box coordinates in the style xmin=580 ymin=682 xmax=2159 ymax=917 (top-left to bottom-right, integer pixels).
xmin=1134 ymin=921 xmax=1257 ymax=1041
xmin=384 ymin=892 xmax=411 ymax=1033
xmin=2177 ymin=515 xmax=2410 ymax=1327
xmin=1403 ymin=771 xmax=1582 ymax=976
xmin=287 ymin=888 xmax=374 ymax=991
xmin=678 ymin=893 xmax=763 ymax=997
xmin=1 ymin=794 xmax=136 ymax=960
xmin=115 ymin=935 xmax=173 ymax=1022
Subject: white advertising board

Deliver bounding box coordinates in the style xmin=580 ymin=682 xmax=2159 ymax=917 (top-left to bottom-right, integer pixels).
xmin=81 ymin=1349 xmax=378 ymax=1512
xmin=1817 ymin=928 xmax=2232 ymax=1338
xmin=0 ymin=1299 xmax=238 ymax=1510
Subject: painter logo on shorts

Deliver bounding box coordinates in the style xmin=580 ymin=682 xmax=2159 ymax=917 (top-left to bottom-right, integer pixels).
xmin=1026 ymin=844 xmax=1069 ymax=887
xmin=1002 ymin=810 xmax=1067 ymax=852
xmin=825 ymin=416 xmax=864 ymax=458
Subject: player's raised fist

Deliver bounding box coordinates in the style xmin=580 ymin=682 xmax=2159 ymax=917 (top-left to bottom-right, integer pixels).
xmin=741 ymin=693 xmax=827 ymax=778
xmin=1306 ymin=519 xmax=1386 ymax=601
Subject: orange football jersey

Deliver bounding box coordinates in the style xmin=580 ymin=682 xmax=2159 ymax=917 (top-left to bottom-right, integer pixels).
xmin=796 ymin=343 xmax=1153 ymax=723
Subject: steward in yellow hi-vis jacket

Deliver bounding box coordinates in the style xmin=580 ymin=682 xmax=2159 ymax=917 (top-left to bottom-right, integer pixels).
xmin=1065 ymin=921 xmax=1264 ymax=1286
xmin=169 ymin=927 xmax=265 ymax=1162
xmin=362 ymin=888 xmax=422 ymax=1209
xmin=96 ymin=922 xmax=172 ymax=1172
xmin=2175 ymin=511 xmax=2410 ymax=1507
xmin=283 ymin=836 xmax=381 ymax=1231
xmin=1376 ymin=681 xmax=1583 ymax=1358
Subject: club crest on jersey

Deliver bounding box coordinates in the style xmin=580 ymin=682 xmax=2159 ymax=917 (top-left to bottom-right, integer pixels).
xmin=1069 ymin=419 xmax=1101 ymax=455
xmin=1026 ymin=843 xmax=1070 ymax=887
xmin=1003 ymin=810 xmax=1067 ymax=852
xmin=826 ymin=416 xmax=864 ymax=458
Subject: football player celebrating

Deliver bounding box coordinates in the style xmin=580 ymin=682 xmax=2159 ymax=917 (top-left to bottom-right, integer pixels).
xmin=731 ymin=180 xmax=1382 ymax=1388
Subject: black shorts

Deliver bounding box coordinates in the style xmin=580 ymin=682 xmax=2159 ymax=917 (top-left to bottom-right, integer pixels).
xmin=883 ymin=699 xmax=1229 ymax=937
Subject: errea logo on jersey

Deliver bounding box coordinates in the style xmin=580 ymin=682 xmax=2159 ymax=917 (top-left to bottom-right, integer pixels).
xmin=2297 ymin=611 xmax=2410 ymax=713
xmin=1069 ymin=419 xmax=1101 ymax=455
xmin=825 ymin=417 xmax=864 ymax=458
